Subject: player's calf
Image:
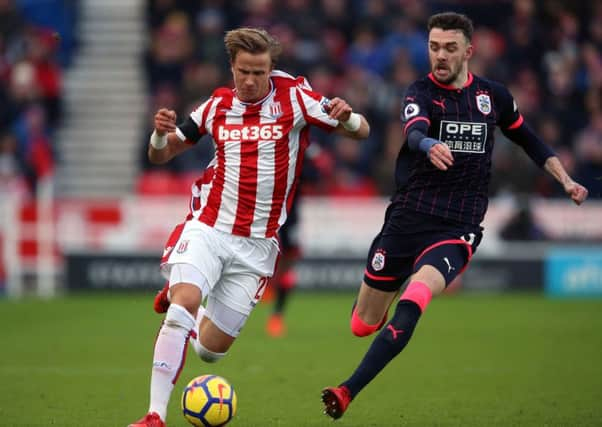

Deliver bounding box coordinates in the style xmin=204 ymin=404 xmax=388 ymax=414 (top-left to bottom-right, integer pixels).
xmin=349 ymin=300 xmax=388 ymax=337
xmin=366 ymin=281 xmax=432 ymax=355
xmin=189 ymin=302 xmax=240 ymax=363
xmin=187 ymin=305 xmax=226 ymax=363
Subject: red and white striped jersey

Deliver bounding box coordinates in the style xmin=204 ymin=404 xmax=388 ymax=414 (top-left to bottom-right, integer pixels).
xmin=175 ymin=70 xmax=339 ymax=238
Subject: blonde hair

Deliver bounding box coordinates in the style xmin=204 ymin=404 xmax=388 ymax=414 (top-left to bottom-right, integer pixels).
xmin=224 ymin=27 xmax=281 ymax=66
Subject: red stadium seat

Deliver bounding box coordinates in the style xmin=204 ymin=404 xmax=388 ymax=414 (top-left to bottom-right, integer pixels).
xmin=85 ymin=205 xmax=122 ymax=224
xmin=136 ymin=170 xmax=179 ymax=196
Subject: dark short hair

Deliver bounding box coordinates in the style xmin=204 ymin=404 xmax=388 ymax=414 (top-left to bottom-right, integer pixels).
xmin=427 ymin=12 xmax=474 ymax=42
xmin=224 ymin=27 xmax=282 ymax=66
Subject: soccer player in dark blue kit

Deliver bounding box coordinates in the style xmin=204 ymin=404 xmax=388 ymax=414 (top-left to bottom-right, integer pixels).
xmin=321 ymin=11 xmax=589 ymax=419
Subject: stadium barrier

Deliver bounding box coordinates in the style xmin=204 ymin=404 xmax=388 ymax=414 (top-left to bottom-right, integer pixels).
xmin=62 ymin=251 xmax=545 ymax=292
xmin=2 ymin=178 xmax=56 ymax=298
xmin=2 ymin=196 xmax=602 ymax=296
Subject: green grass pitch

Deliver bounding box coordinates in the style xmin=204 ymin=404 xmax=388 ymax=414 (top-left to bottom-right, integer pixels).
xmin=1 ymin=291 xmax=601 ymax=426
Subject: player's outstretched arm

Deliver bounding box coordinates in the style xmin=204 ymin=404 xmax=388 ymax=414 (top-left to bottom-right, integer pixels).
xmin=148 ymin=108 xmax=193 ymax=164
xmin=327 ymin=97 xmax=370 ymax=139
xmin=543 ymin=156 xmax=589 ymax=205
xmin=500 ymin=108 xmax=586 ymax=204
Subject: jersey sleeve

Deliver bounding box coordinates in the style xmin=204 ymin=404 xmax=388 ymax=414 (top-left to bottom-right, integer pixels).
xmin=493 ymin=82 xmax=523 ymax=131
xmin=295 ymin=88 xmax=339 ymax=131
xmin=401 ymin=82 xmax=432 ymax=136
xmin=175 ymin=98 xmax=213 ymax=144
xmin=495 ymin=82 xmax=555 ymax=166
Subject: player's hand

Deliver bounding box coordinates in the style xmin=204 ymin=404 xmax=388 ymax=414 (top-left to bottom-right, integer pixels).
xmin=428 ymin=142 xmax=454 ymax=171
xmin=564 ymin=180 xmax=588 ymax=205
xmin=154 ymin=108 xmax=177 ymax=136
xmin=325 ymin=97 xmax=353 ymax=122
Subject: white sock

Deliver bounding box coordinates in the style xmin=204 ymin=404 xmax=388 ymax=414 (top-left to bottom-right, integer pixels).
xmin=149 ymin=304 xmax=196 ymax=421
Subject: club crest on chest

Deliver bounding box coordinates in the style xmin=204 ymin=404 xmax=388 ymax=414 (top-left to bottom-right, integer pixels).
xmin=476 ymin=94 xmax=491 ymax=115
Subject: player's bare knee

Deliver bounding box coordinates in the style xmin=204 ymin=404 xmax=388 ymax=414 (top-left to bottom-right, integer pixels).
xmin=168 ymin=263 xmax=208 ymax=312
xmin=169 ymin=284 xmax=202 ymax=314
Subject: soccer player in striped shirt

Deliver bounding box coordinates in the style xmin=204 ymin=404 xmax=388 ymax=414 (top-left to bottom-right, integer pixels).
xmin=129 ymin=27 xmax=369 ymax=427
xmin=321 ymin=12 xmax=588 ymax=420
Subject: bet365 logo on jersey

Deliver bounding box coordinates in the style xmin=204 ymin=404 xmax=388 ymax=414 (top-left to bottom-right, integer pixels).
xmin=438 ymin=120 xmax=487 ymax=153
xmin=218 ymin=124 xmax=284 ymax=141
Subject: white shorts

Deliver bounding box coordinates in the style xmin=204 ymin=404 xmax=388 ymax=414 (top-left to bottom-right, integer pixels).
xmin=160 ymin=221 xmax=279 ymax=316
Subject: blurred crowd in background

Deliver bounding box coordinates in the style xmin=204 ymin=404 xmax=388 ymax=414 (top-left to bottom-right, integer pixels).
xmin=0 ymin=0 xmax=77 ymax=197
xmin=1 ymin=0 xmax=601 ymax=202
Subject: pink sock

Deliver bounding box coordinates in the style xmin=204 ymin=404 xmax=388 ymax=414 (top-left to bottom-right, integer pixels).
xmin=149 ymin=304 xmax=195 ymax=421
xmin=400 ymin=281 xmax=432 ymax=313
xmin=350 ymin=308 xmax=382 ymax=337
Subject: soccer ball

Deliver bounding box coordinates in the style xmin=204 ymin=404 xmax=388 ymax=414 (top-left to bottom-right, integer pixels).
xmin=181 ymin=375 xmax=237 ymax=426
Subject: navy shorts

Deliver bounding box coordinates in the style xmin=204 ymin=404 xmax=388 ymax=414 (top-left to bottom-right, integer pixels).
xmin=364 ymin=205 xmax=482 ymax=292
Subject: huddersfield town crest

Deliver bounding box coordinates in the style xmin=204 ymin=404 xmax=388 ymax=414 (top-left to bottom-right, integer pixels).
xmin=476 ymin=94 xmax=491 ymax=115
xmin=371 ymin=249 xmax=386 ymax=271
xmin=268 ymin=101 xmax=283 ymax=119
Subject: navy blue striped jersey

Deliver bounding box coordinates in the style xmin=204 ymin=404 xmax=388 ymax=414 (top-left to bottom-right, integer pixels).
xmin=396 ymin=72 xmax=525 ymax=226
